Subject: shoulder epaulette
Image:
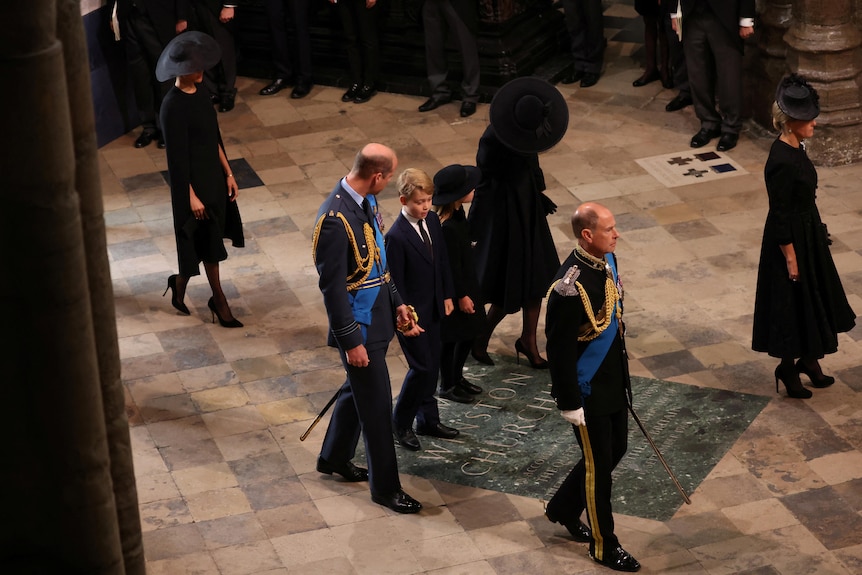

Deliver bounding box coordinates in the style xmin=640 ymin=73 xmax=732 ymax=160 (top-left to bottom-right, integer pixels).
xmin=547 ymin=265 xmax=581 ymax=298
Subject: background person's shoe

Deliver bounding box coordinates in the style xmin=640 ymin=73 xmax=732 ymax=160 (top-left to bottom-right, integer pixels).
xmin=665 ymin=93 xmax=692 ymax=112
xmin=690 ymin=127 xmax=721 ymax=148
xmin=393 ymin=426 xmax=421 ymax=450
xmin=418 ymin=95 xmax=450 ymax=112
xmin=560 ymin=69 xmax=585 ymax=85
xmin=316 ymin=457 xmax=368 ymax=482
xmin=460 ymin=101 xmax=477 ymax=117
xmin=291 ymin=79 xmax=312 ymax=99
xmin=590 ymin=545 xmax=641 ymax=572
xmin=134 ymin=131 xmax=157 ymax=148
xmin=580 ymin=73 xmax=600 ymax=88
xmin=439 ymin=386 xmax=473 ymax=404
xmin=353 ymin=83 xmax=377 ymax=104
xmin=341 ymin=83 xmax=360 ymax=102
xmin=371 ymin=490 xmax=422 ymax=514
xmin=259 ymin=78 xmax=288 ymax=96
xmin=416 ymin=422 xmax=460 ymax=439
xmin=716 ymin=132 xmax=739 ymax=152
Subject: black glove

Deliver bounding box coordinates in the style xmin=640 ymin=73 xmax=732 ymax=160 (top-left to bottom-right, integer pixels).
xmin=540 ymin=192 xmax=557 ymax=215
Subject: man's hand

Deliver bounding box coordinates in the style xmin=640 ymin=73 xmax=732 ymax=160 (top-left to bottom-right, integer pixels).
xmin=220 ymin=6 xmax=235 ymax=23
xmin=345 ymin=344 xmax=370 ymax=367
xmin=740 ymin=26 xmax=754 ymax=40
xmin=176 ymin=20 xmax=188 ymax=34
xmin=561 ymin=408 xmax=585 ymax=426
xmin=395 ymin=304 xmax=423 ymax=336
xmin=444 ymin=298 xmax=454 ymax=316
xmin=458 ymin=295 xmax=475 ymax=314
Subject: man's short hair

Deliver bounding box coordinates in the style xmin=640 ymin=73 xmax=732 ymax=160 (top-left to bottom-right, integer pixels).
xmin=572 ymin=205 xmax=599 ymax=238
xmin=353 ymin=147 xmax=394 ymax=180
xmin=396 ymin=168 xmax=433 ymax=199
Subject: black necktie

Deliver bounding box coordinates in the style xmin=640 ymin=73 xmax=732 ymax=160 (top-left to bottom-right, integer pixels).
xmin=362 ymin=198 xmax=375 ymax=227
xmin=418 ymin=219 xmax=433 ymax=260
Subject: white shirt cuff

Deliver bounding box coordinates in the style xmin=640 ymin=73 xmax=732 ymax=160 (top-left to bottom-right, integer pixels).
xmin=740 ymin=18 xmax=754 ymax=27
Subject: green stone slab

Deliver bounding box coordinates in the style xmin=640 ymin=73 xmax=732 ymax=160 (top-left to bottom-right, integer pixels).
xmin=393 ymin=354 xmax=770 ymax=521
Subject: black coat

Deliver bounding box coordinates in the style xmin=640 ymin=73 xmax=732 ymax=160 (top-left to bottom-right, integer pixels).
xmin=439 ymin=208 xmax=487 ymax=342
xmin=115 ymin=0 xmax=178 ymax=47
xmin=752 ymin=139 xmax=855 ymax=358
xmin=669 ymin=0 xmax=756 ymax=44
xmin=468 ymin=125 xmax=560 ymax=313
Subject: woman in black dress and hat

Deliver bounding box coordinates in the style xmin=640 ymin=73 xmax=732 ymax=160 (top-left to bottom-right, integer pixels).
xmin=157 ymin=31 xmax=245 ymax=327
xmin=752 ymin=74 xmax=855 ymax=397
xmin=468 ymin=77 xmax=569 ymax=368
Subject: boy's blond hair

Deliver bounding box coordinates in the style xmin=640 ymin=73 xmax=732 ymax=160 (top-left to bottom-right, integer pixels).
xmin=396 ymin=168 xmax=433 ymax=199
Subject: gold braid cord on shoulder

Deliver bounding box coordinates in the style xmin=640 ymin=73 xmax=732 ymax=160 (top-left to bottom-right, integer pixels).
xmin=312 ymin=212 xmax=381 ymax=291
xmin=575 ymin=277 xmax=620 ymax=341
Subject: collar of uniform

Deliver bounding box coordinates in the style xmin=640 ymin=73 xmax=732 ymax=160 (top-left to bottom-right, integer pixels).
xmin=341 ymin=177 xmax=364 ymax=208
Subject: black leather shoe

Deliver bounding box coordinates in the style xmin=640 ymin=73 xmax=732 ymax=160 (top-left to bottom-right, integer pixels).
xmin=156 ymin=132 xmax=166 ymax=149
xmin=632 ymin=69 xmax=659 ymax=87
xmin=460 ymin=101 xmax=477 ymax=117
xmin=418 ymin=96 xmax=450 ymax=112
xmin=665 ymin=93 xmax=693 ymax=112
xmin=353 ymin=83 xmax=377 ymax=104
xmin=134 ymin=131 xmax=157 ymax=148
xmin=457 ymin=377 xmax=483 ymax=395
xmin=218 ymin=90 xmax=236 ymax=113
xmin=371 ymin=489 xmax=422 ymax=514
xmin=342 ymin=83 xmax=361 ymax=102
xmin=291 ymin=79 xmax=312 ymax=99
xmin=316 ymin=457 xmax=369 ymax=482
xmin=546 ymin=512 xmax=591 ymax=543
xmin=716 ymin=132 xmax=739 ymax=152
xmin=439 ymin=386 xmax=474 ymax=404
xmin=394 ymin=426 xmax=421 ymax=450
xmin=259 ymin=78 xmax=288 ymax=96
xmin=416 ymin=422 xmax=460 ymax=439
xmin=690 ymin=127 xmax=721 ymax=148
xmin=590 ymin=545 xmax=641 ymax=572
xmin=561 ymin=69 xmax=585 ymax=85
xmin=580 ymin=73 xmax=600 ymax=88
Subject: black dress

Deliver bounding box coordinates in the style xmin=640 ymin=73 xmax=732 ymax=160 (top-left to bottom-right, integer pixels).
xmin=752 ymin=139 xmax=855 ymax=359
xmin=468 ymin=125 xmax=560 ymax=313
xmin=161 ymin=85 xmax=244 ymax=277
xmin=440 ymin=207 xmax=486 ymax=342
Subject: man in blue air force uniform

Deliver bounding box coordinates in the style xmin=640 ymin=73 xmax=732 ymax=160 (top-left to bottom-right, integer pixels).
xmin=544 ymin=202 xmax=641 ymax=573
xmin=311 ymin=143 xmax=423 ymax=514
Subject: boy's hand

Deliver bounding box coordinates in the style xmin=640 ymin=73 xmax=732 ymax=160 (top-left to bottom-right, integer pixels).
xmin=444 ymin=298 xmax=454 ymax=316
xmin=458 ymin=296 xmax=474 ymax=314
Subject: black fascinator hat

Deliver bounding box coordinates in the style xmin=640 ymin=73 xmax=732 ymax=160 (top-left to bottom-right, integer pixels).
xmin=775 ymin=74 xmax=820 ymax=121
xmin=432 ymin=164 xmax=482 ymax=206
xmin=156 ymin=31 xmax=221 ymax=82
xmin=489 ymin=77 xmax=569 ymax=154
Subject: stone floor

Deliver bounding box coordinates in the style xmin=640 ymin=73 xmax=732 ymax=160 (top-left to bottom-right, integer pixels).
xmin=101 ymin=6 xmax=862 ymax=574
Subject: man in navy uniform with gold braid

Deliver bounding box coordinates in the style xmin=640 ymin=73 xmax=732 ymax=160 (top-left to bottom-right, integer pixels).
xmin=311 ymin=143 xmax=423 ymax=514
xmin=544 ymin=202 xmax=640 ymax=572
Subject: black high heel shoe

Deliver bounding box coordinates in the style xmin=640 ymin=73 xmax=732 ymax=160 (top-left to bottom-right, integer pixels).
xmin=775 ymin=364 xmax=812 ymax=398
xmin=471 ymin=345 xmax=495 ymax=366
xmin=515 ymin=339 xmax=548 ymax=369
xmin=796 ymin=360 xmax=835 ymax=388
xmin=207 ymin=297 xmax=243 ymax=328
xmin=162 ymin=275 xmax=190 ymax=315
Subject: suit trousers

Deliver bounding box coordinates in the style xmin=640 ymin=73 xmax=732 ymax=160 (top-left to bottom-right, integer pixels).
xmin=561 ymin=0 xmax=605 ymax=74
xmin=422 ymin=0 xmax=480 ymax=102
xmin=121 ymin=7 xmax=171 ymax=131
xmin=393 ymin=320 xmax=442 ymax=430
xmin=197 ymin=8 xmax=237 ymax=97
xmin=684 ymin=10 xmax=743 ymax=134
xmin=546 ymin=407 xmax=628 ymax=561
xmin=666 ymin=19 xmax=689 ymax=97
xmin=264 ymin=0 xmax=313 ymax=81
xmin=337 ymin=0 xmax=380 ymax=85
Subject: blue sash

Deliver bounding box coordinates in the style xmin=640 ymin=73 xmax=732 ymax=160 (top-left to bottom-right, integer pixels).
xmin=347 ymin=195 xmax=387 ymax=342
xmin=576 ymin=253 xmax=620 ymax=398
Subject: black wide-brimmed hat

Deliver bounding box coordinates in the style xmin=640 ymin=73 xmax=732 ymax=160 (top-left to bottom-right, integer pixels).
xmin=433 ymin=164 xmax=482 ymax=206
xmin=775 ymin=74 xmax=820 ymax=121
xmin=489 ymin=77 xmax=569 ymax=154
xmin=156 ymin=31 xmax=221 ymax=82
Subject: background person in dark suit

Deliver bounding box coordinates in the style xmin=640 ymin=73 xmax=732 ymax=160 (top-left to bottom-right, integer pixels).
xmin=259 ymin=0 xmax=313 ymax=98
xmin=329 ymin=0 xmax=382 ymax=104
xmin=312 ymin=143 xmax=423 ymax=514
xmin=386 ymin=168 xmax=460 ymax=453
xmin=559 ymin=0 xmax=604 ymax=88
xmin=669 ymin=0 xmax=755 ymax=151
xmin=181 ymin=0 xmax=239 ymax=112
xmin=112 ymin=0 xmax=181 ymax=147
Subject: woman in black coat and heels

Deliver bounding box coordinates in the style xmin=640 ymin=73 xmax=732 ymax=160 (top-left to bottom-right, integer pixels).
xmin=157 ymin=31 xmax=245 ymax=327
xmin=752 ymin=75 xmax=855 ymax=397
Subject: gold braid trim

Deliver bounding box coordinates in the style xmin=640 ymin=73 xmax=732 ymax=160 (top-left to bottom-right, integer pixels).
xmin=575 ymin=276 xmax=620 ymax=341
xmin=311 ymin=212 xmax=382 ymax=291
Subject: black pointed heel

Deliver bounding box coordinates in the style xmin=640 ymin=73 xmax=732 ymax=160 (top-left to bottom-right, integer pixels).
xmin=796 ymin=360 xmax=835 ymax=388
xmin=775 ymin=365 xmax=812 ymax=398
xmin=207 ymin=297 xmax=243 ymax=328
xmin=515 ymin=339 xmax=548 ymax=369
xmin=163 ymin=275 xmax=190 ymax=315
xmin=471 ymin=346 xmax=495 ymax=366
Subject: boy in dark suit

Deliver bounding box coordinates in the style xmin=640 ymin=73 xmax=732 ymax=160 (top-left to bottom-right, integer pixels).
xmin=386 ymin=168 xmax=462 ymax=452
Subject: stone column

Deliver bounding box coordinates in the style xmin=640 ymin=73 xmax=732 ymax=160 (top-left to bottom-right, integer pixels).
xmin=0 ymin=1 xmax=132 ymax=572
xmin=748 ymin=0 xmax=793 ymax=128
xmin=783 ymin=0 xmax=862 ymax=164
xmin=56 ymin=1 xmax=146 ymax=573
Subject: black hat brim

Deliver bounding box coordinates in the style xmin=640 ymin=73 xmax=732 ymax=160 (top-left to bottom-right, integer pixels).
xmin=433 ymin=165 xmax=482 ymax=206
xmin=156 ymin=31 xmax=222 ymax=82
xmin=489 ymin=77 xmax=569 ymax=154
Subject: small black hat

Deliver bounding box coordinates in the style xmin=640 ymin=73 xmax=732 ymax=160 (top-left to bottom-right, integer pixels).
xmin=156 ymin=31 xmax=221 ymax=82
xmin=433 ymin=164 xmax=482 ymax=206
xmin=775 ymin=74 xmax=820 ymax=121
xmin=489 ymin=77 xmax=569 ymax=154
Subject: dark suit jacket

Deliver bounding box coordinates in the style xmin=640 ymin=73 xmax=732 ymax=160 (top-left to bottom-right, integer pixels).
xmin=385 ymin=210 xmax=454 ymax=327
xmin=314 ymin=184 xmax=402 ymax=352
xmin=114 ymin=0 xmax=178 ymax=46
xmin=671 ymin=0 xmax=755 ymax=40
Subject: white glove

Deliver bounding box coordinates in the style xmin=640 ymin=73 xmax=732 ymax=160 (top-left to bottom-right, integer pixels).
xmin=561 ymin=408 xmax=585 ymax=426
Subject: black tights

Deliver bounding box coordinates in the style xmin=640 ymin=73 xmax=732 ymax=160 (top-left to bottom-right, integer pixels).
xmin=441 ymin=340 xmax=472 ymax=391
xmin=174 ymin=262 xmax=237 ymax=321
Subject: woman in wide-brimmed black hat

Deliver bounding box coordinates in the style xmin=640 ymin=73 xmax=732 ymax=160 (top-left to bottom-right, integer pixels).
xmin=158 ymin=31 xmax=246 ymax=327
xmin=752 ymin=74 xmax=855 ymax=398
xmin=467 ymin=77 xmax=569 ymax=368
